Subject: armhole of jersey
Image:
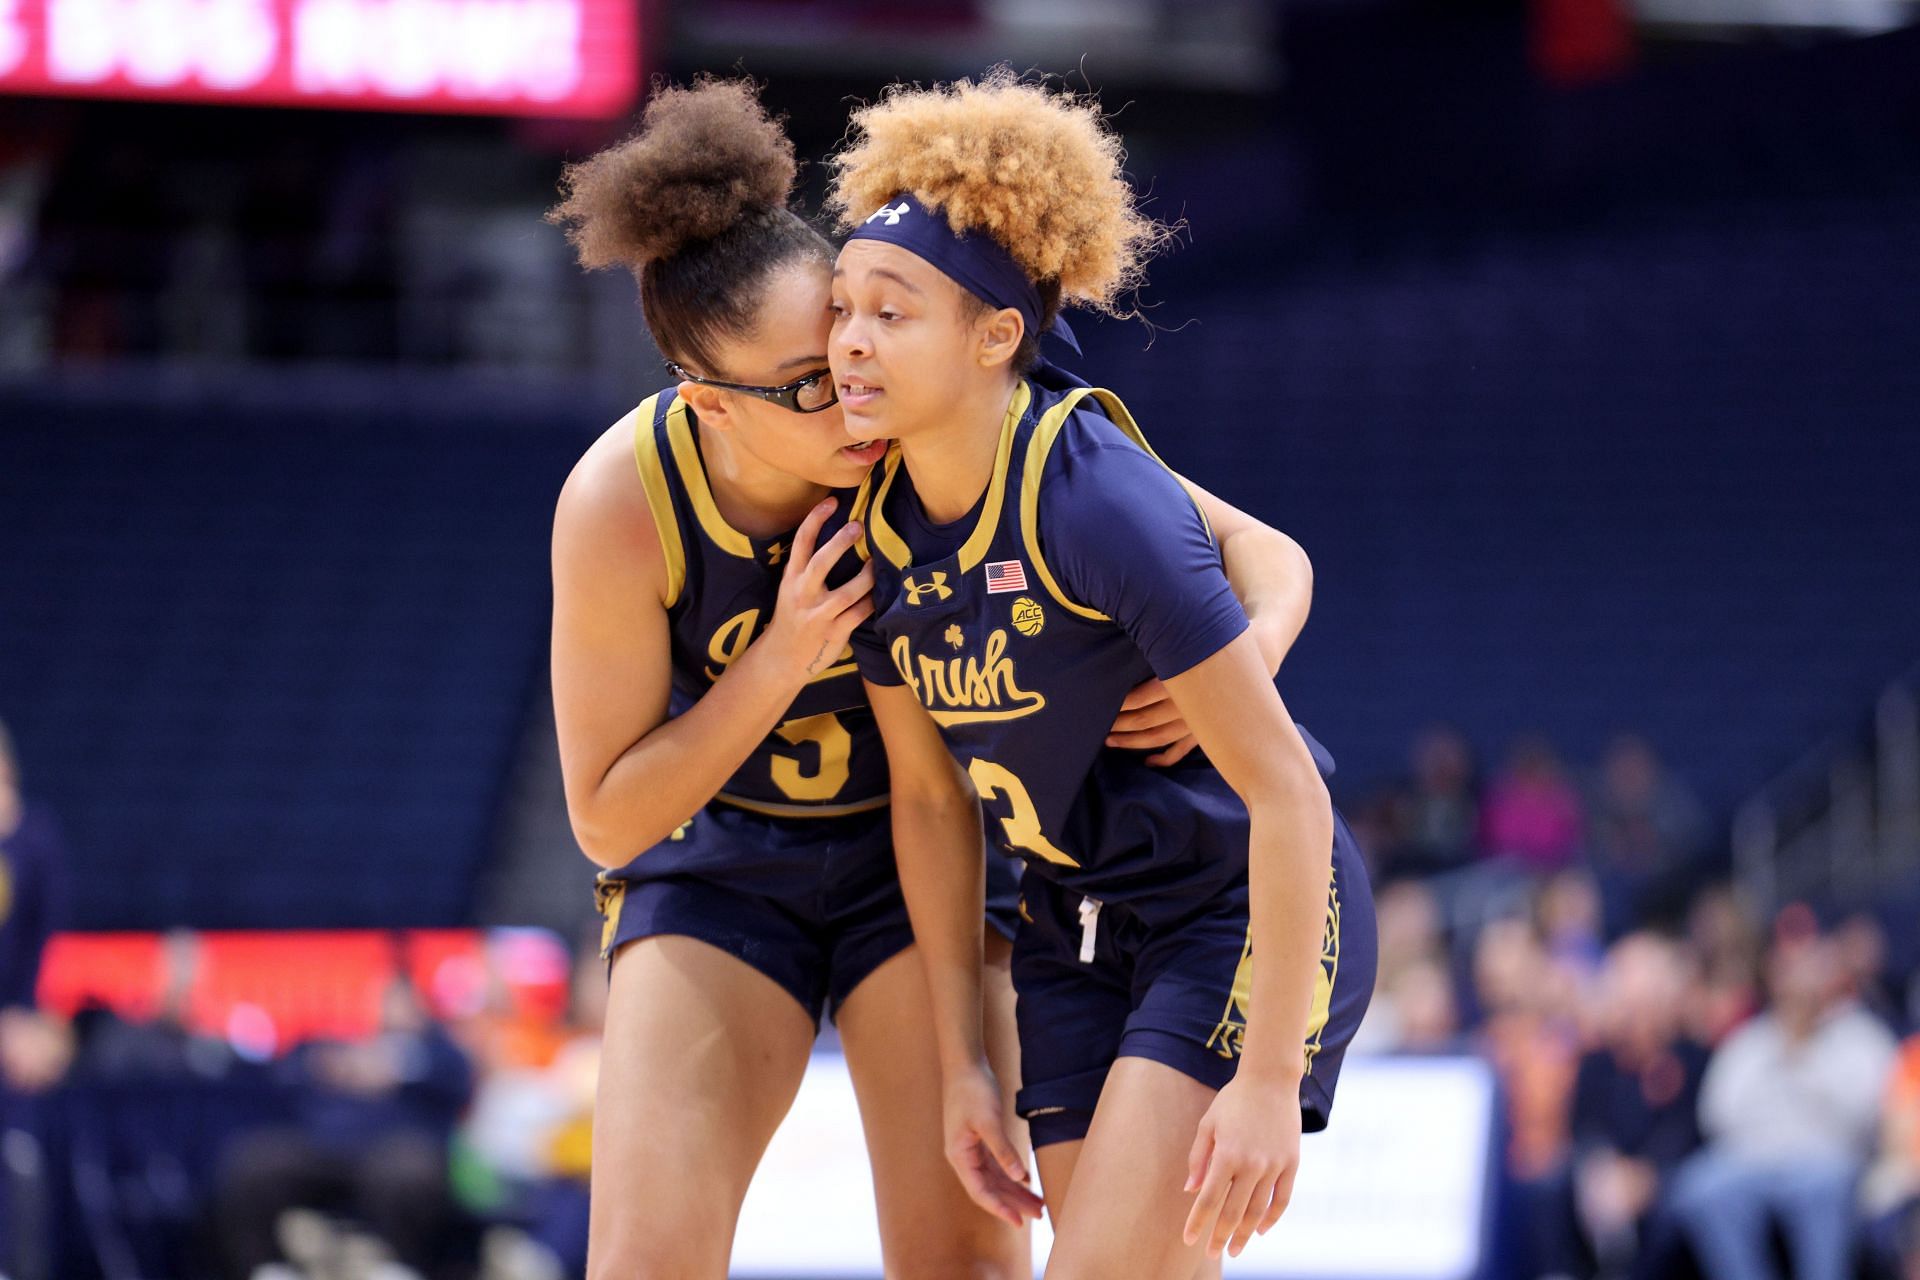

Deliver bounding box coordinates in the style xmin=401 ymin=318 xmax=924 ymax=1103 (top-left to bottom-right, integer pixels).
xmin=630 ymin=392 xmax=686 ymax=609
xmin=1086 ymin=387 xmax=1216 ymax=547
xmin=1018 ymin=387 xmax=1215 ymax=622
xmin=1018 ymin=389 xmax=1111 ymax=622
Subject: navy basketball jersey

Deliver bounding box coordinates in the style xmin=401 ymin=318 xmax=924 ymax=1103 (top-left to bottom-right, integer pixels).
xmin=630 ymin=390 xmax=888 ymax=817
xmin=851 ymin=379 xmax=1335 ymax=920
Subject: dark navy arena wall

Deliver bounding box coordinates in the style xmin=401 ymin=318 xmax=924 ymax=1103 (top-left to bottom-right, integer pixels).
xmin=1063 ymin=22 xmax=1920 ymax=815
xmin=0 ymin=371 xmax=611 ymax=929
xmin=1067 ymin=192 xmax=1920 ymax=813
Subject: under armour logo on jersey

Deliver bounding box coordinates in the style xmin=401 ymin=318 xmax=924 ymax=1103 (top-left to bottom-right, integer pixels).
xmin=765 ymin=541 xmax=786 ymax=566
xmin=903 ymin=572 xmax=953 ymax=605
xmin=865 ymin=201 xmax=912 ymax=227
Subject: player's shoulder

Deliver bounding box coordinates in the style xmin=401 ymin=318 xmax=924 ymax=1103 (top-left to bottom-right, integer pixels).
xmin=553 ymin=395 xmax=673 ymax=587
xmin=1028 ymin=390 xmax=1181 ymax=521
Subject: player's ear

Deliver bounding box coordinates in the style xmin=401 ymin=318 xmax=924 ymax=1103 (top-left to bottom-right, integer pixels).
xmin=678 ymin=380 xmax=734 ymax=431
xmin=975 ymin=306 xmax=1024 ymax=372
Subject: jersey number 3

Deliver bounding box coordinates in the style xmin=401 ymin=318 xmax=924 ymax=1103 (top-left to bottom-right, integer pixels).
xmin=771 ymin=712 xmax=851 ymax=802
xmin=967 ymin=758 xmax=1078 ymax=867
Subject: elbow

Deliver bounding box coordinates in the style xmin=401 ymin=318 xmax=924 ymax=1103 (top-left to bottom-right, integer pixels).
xmin=892 ymin=768 xmax=981 ymax=830
xmin=1242 ymin=752 xmax=1330 ymax=826
xmin=1288 ymin=537 xmax=1314 ymax=601
xmin=566 ymin=797 xmax=649 ymax=870
xmin=570 ymin=818 xmax=630 ymax=870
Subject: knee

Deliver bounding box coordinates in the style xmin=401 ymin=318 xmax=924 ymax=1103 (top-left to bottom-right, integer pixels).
xmin=889 ymin=1246 xmax=1031 ymax=1280
xmin=587 ymin=1234 xmax=728 ymax=1280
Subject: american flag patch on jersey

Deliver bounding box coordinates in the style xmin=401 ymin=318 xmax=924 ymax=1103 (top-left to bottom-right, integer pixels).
xmin=985 ymin=560 xmax=1028 ymax=594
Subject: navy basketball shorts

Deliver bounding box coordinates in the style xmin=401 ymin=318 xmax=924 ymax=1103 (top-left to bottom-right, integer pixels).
xmin=1012 ymin=811 xmax=1377 ymax=1148
xmin=595 ymin=800 xmax=1021 ymax=1025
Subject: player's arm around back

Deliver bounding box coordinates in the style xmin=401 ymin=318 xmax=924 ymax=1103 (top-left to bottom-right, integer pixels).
xmin=1110 ymin=480 xmax=1314 ymax=764
xmin=1181 ymin=481 xmax=1314 ymax=677
xmin=549 ymin=432 xmax=872 ymax=867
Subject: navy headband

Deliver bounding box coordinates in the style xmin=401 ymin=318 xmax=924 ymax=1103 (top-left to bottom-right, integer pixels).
xmin=846 ymin=192 xmax=1080 ymax=357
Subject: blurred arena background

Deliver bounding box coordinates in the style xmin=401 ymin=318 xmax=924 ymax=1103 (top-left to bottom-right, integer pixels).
xmin=2 ymin=0 xmax=1919 ymax=1276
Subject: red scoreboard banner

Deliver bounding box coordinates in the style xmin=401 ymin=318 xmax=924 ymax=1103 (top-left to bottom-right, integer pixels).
xmin=0 ymin=0 xmax=637 ymax=116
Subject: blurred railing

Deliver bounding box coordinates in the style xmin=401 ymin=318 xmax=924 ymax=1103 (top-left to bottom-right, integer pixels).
xmin=1734 ymin=660 xmax=1920 ymax=912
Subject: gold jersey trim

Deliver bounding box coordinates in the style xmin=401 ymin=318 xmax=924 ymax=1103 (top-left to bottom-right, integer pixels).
xmin=712 ymin=791 xmax=891 ymax=819
xmin=867 ymin=382 xmax=1033 ymax=572
xmin=629 ymin=393 xmax=686 ymax=609
xmin=848 ymin=448 xmax=892 ymax=564
xmin=663 ymin=398 xmax=757 ymax=561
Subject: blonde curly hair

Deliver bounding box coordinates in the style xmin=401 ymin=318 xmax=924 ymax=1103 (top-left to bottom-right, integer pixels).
xmin=828 ymin=68 xmax=1166 ymax=317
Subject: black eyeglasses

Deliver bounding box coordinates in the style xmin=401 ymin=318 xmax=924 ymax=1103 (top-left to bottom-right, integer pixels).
xmin=665 ymin=359 xmax=839 ymax=414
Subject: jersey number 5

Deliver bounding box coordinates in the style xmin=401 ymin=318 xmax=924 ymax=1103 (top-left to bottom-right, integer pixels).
xmin=771 ymin=712 xmax=851 ymax=802
xmin=967 ymin=758 xmax=1078 ymax=867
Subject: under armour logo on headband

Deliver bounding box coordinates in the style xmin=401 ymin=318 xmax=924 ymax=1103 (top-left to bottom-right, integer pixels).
xmin=865 ymin=201 xmax=912 ymax=227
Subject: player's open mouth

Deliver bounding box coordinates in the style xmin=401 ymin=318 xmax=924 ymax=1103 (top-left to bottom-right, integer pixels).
xmin=840 ymin=439 xmax=888 ymax=465
xmin=839 ymin=380 xmax=882 ymax=410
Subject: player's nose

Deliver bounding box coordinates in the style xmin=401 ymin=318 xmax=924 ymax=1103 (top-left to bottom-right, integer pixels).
xmin=829 ymin=314 xmax=870 ymax=365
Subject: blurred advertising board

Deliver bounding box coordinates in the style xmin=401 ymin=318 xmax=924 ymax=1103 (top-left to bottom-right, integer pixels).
xmin=0 ymin=0 xmax=636 ymax=115
xmin=733 ymin=1053 xmax=1498 ymax=1280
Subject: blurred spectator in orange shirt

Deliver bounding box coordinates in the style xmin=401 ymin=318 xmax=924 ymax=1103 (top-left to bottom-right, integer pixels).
xmin=1863 ymin=1037 xmax=1920 ymax=1280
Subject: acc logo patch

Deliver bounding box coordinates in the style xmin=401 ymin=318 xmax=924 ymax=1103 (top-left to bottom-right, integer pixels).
xmin=1010 ymin=596 xmax=1045 ymax=637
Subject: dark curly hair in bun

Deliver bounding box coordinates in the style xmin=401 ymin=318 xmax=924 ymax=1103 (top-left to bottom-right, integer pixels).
xmin=548 ymin=76 xmax=833 ymax=375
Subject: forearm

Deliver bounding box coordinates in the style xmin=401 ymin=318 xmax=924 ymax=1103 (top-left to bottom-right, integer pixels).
xmin=566 ymin=641 xmax=810 ymax=865
xmin=892 ymin=782 xmax=990 ymax=1077
xmin=1237 ymin=768 xmax=1335 ymax=1084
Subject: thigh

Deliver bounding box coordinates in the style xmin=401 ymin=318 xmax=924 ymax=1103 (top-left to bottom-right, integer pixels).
xmin=1035 ymin=1139 xmax=1083 ymax=1215
xmin=838 ymin=944 xmax=1031 ymax=1280
xmin=587 ymin=934 xmax=815 ymax=1280
xmin=1041 ymin=1056 xmax=1223 ymax=1280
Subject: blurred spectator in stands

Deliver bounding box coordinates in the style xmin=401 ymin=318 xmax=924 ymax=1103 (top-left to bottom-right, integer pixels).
xmin=1587 ymin=735 xmax=1707 ymax=937
xmin=1836 ymin=912 xmax=1908 ymax=1037
xmin=1371 ymin=955 xmax=1465 ymax=1055
xmin=1667 ymin=925 xmax=1898 ymax=1280
xmin=1475 ymin=916 xmax=1584 ymax=1279
xmin=40 ymin=140 xmax=176 ymax=357
xmin=461 ymin=939 xmax=605 ymax=1277
xmin=1482 ymin=735 xmax=1586 ymax=871
xmin=0 ymin=720 xmax=72 ymax=1094
xmin=1863 ymin=1035 xmax=1920 ymax=1280
xmin=1380 ymin=724 xmax=1483 ymax=882
xmin=73 ymin=930 xmax=236 ymax=1082
xmin=1538 ymin=868 xmax=1606 ymax=996
xmin=453 ymin=934 xmax=600 ymax=1277
xmin=1685 ymin=884 xmax=1763 ymax=1047
xmin=213 ymin=973 xmax=475 ymax=1280
xmin=1350 ymin=879 xmax=1448 ymax=1055
xmin=0 ymin=719 xmax=71 ymax=1280
xmin=1570 ymin=933 xmax=1707 ymax=1280
xmin=0 ymin=125 xmax=56 ymax=371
